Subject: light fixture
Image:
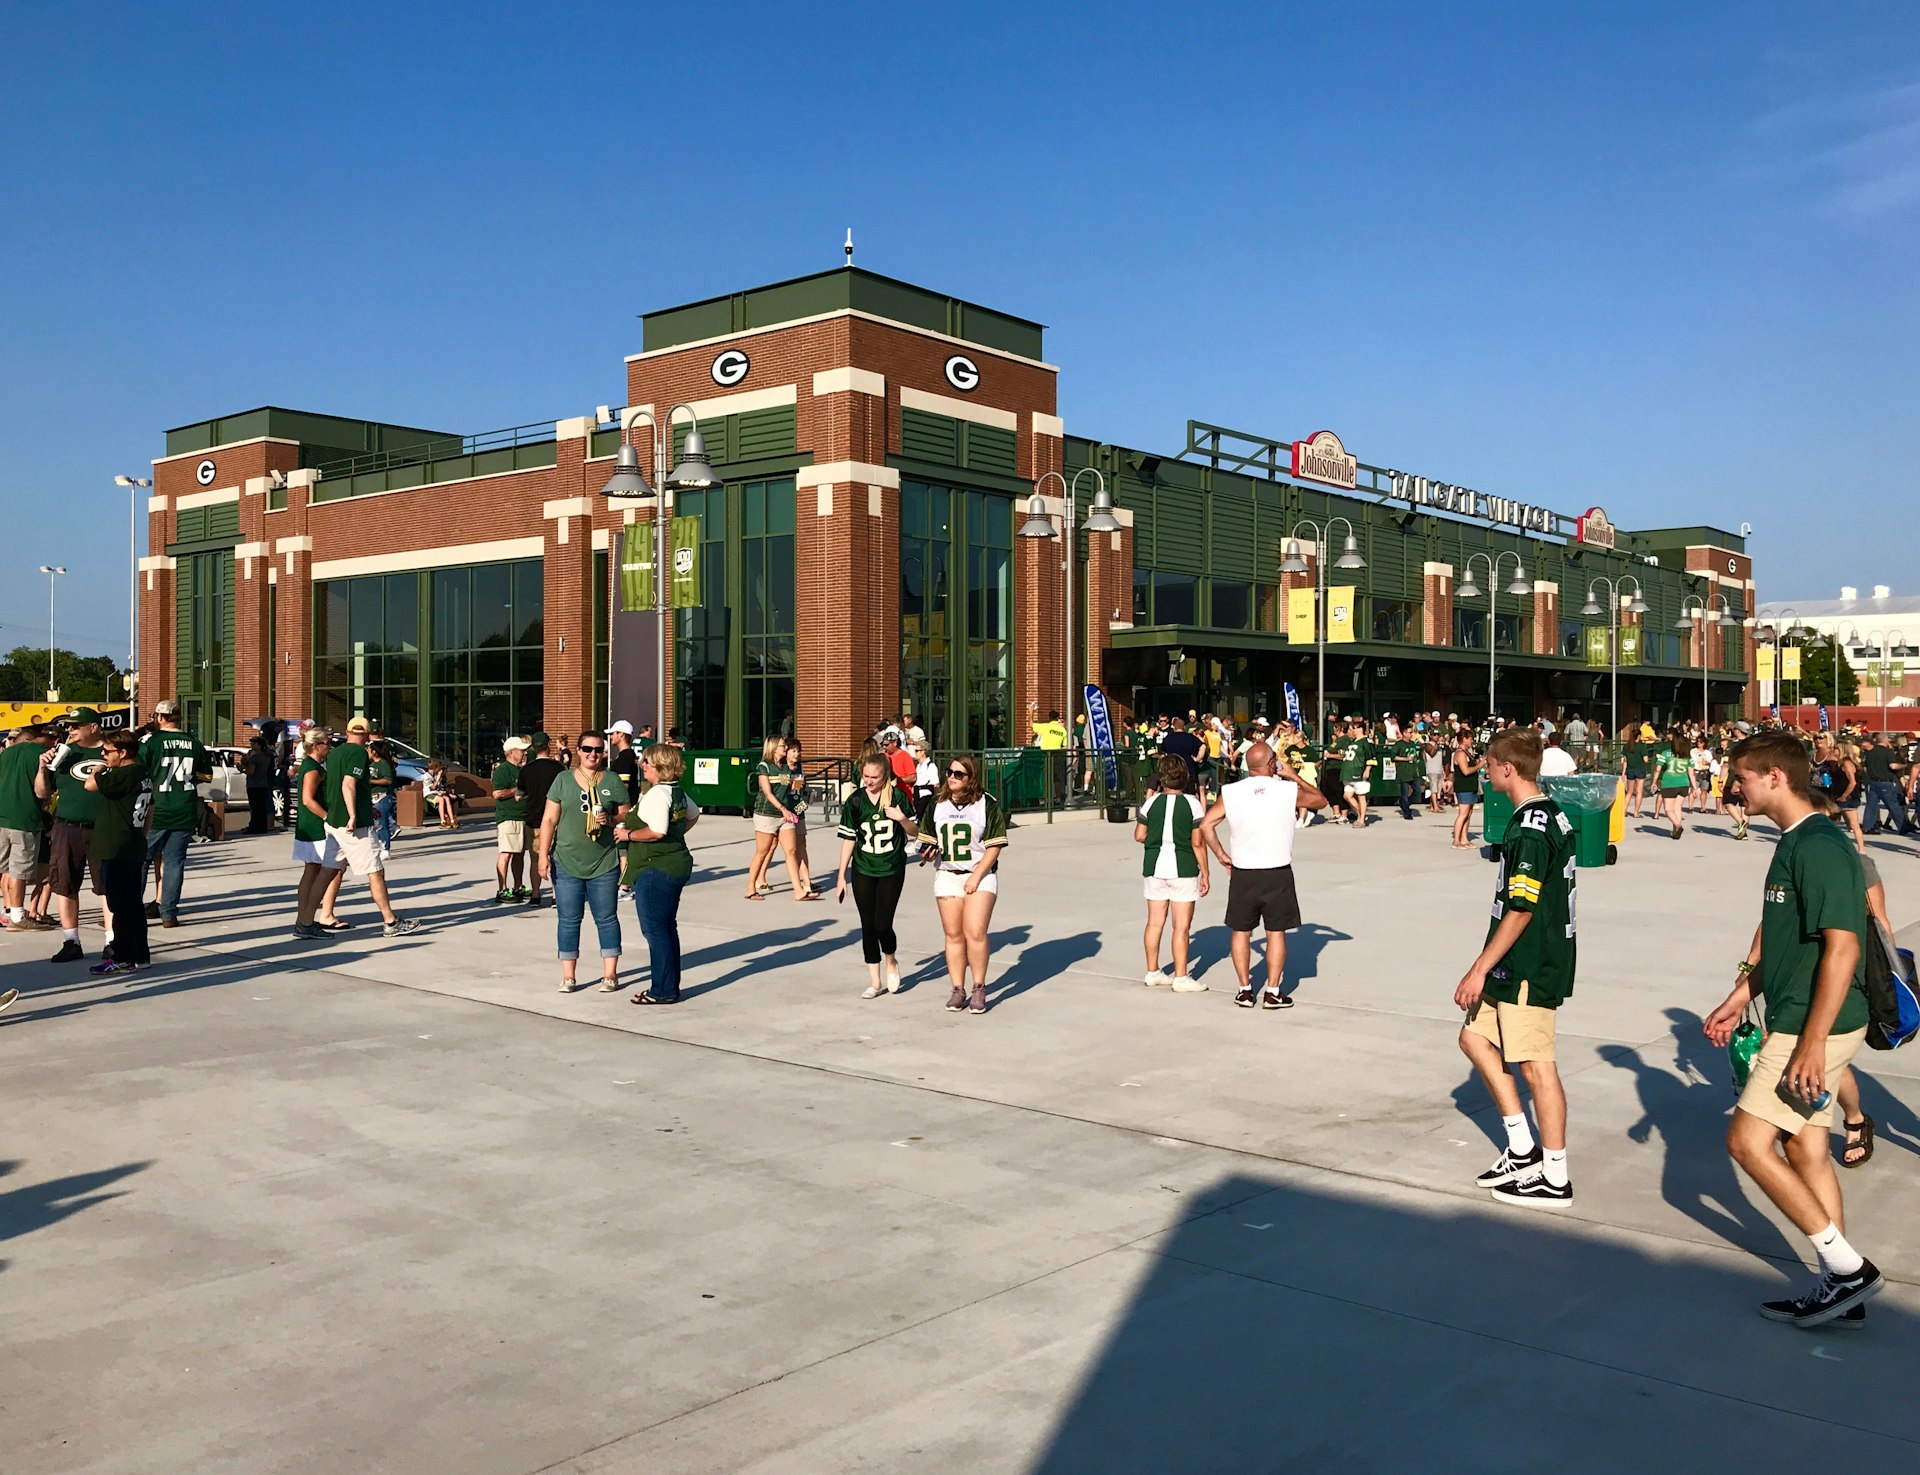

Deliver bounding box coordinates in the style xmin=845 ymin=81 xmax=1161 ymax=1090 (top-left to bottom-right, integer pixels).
xmin=1017 ymin=494 xmax=1055 ymax=539
xmin=1456 ymin=575 xmax=1484 ymax=600
xmin=1333 ymin=533 xmax=1366 ymax=570
xmin=1717 ymin=609 xmax=1739 ymax=626
xmin=1506 ymin=573 xmax=1533 ymax=597
xmin=1278 ymin=538 xmax=1308 ymax=575
xmin=598 ymin=442 xmax=654 ymax=501
xmin=1083 ymin=487 xmax=1123 ymax=534
xmin=664 ymin=425 xmax=720 ymax=491
xmin=1627 ymin=593 xmax=1649 ymax=615
xmin=1675 ymin=612 xmax=1697 ymax=630
xmin=1579 ymin=588 xmax=1602 ymax=617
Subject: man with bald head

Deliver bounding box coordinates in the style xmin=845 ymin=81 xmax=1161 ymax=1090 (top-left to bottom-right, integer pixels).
xmin=1199 ymin=741 xmax=1327 ymax=1008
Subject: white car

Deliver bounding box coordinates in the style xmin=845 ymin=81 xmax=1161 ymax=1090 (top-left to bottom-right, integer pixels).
xmin=204 ymin=746 xmax=285 ymax=819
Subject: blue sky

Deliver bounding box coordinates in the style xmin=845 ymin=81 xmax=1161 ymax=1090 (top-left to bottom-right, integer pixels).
xmin=2 ymin=1 xmax=1914 ymax=666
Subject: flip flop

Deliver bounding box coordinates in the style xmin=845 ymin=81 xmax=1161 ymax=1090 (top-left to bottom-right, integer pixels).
xmin=743 ymin=892 xmax=766 ymax=901
xmin=1842 ymin=1115 xmax=1875 ymax=1168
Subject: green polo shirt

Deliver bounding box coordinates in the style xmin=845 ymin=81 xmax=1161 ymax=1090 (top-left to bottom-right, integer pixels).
xmin=1759 ymin=815 xmax=1869 ymax=1036
xmin=491 ymin=761 xmax=526 ymax=823
xmin=325 ymin=741 xmax=373 ymax=830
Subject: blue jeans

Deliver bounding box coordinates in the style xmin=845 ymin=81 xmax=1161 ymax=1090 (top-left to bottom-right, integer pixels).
xmin=1862 ymin=781 xmax=1914 ymax=834
xmin=373 ymin=793 xmax=397 ymax=851
xmin=633 ymin=868 xmax=688 ymax=1001
xmin=145 ymin=827 xmax=192 ymax=922
xmin=553 ymin=868 xmax=622 ymax=961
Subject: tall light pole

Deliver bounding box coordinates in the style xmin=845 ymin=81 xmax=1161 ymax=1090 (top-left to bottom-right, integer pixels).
xmin=1018 ymin=467 xmax=1122 ymax=730
xmin=1756 ymin=610 xmax=1808 ymax=724
xmin=598 ymin=405 xmax=719 ymax=733
xmin=1279 ymin=518 xmax=1365 ymax=742
xmin=1456 ymin=552 xmax=1532 ymax=722
xmin=1579 ymin=574 xmax=1647 ymax=740
xmin=114 ymin=474 xmax=151 ymax=723
xmin=38 ymin=565 xmax=66 ymax=701
xmin=1678 ymin=593 xmax=1736 ymax=729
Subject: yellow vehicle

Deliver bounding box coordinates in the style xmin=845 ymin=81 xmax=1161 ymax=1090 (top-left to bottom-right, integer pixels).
xmin=0 ymin=701 xmax=132 ymax=731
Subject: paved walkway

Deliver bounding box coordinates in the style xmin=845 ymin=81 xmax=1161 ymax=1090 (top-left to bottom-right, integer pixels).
xmin=4 ymin=808 xmax=1919 ymax=1472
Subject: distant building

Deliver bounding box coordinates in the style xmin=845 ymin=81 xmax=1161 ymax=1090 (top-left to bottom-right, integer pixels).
xmin=1757 ymin=587 xmax=1920 ymax=709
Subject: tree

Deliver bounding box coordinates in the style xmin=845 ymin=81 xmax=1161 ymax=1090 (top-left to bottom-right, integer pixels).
xmin=0 ymin=646 xmax=125 ymax=704
xmin=1797 ymin=640 xmax=1858 ymax=706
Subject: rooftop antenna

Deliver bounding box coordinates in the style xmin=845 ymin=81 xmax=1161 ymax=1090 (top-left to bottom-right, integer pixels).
xmin=844 ymin=228 xmax=854 ymax=267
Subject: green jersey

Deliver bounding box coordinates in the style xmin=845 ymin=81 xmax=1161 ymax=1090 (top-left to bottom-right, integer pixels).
xmin=548 ymin=769 xmax=628 ymax=879
xmin=919 ymin=791 xmax=1008 ymax=870
xmin=1484 ymin=794 xmax=1578 ymax=1008
xmin=324 ymin=742 xmax=373 ymax=829
xmin=0 ymin=742 xmax=47 ymax=831
xmin=1653 ymin=746 xmax=1692 ymax=790
xmin=1382 ymin=739 xmax=1421 ymax=782
xmin=490 ymin=761 xmax=525 ymax=822
xmin=294 ymin=756 xmax=329 ymax=843
xmin=1138 ymin=792 xmax=1203 ymax=878
xmin=752 ymin=760 xmax=787 ymax=818
xmin=91 ymin=762 xmax=151 ymax=865
xmin=1759 ymin=815 xmax=1869 ymax=1036
xmin=141 ymin=729 xmax=211 ymax=832
xmin=1622 ymin=742 xmax=1650 ymax=780
xmin=1342 ymin=739 xmax=1376 ymax=780
xmin=837 ymin=785 xmax=914 ymax=877
xmin=369 ymin=757 xmax=396 ymax=797
xmin=53 ymin=744 xmax=104 ymax=824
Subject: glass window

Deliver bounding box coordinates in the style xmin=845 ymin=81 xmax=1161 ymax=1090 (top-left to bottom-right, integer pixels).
xmin=1211 ymin=580 xmax=1252 ymax=631
xmin=1371 ymin=597 xmax=1419 ymax=643
xmin=1133 ymin=568 xmax=1150 ymax=625
xmin=1454 ymin=608 xmax=1487 ymax=650
xmin=471 ymin=563 xmax=513 ymax=649
xmin=513 ymin=561 xmax=543 ymax=647
xmin=386 ymin=573 xmax=419 ymax=653
xmin=432 ymin=569 xmax=469 ymax=651
xmin=1153 ymin=572 xmax=1197 ymax=626
xmin=349 ymin=578 xmax=383 ymax=654
xmin=1560 ymin=619 xmax=1584 ymax=660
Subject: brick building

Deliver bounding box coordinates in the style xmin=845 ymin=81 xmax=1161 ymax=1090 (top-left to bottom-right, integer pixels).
xmin=140 ymin=266 xmax=1757 ymax=763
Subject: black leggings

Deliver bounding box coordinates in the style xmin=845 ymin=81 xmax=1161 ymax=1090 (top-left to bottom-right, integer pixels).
xmin=851 ymin=868 xmax=905 ymax=965
xmin=1318 ymin=765 xmax=1349 ymax=816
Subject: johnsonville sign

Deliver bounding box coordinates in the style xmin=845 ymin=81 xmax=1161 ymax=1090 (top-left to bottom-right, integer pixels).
xmin=1291 ymin=430 xmax=1357 ymax=490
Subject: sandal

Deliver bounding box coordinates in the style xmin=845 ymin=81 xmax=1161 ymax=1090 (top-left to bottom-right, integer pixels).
xmin=797 ymin=891 xmax=823 ymax=902
xmin=632 ymin=993 xmax=678 ymax=1005
xmin=743 ymin=892 xmax=766 ymax=901
xmin=1842 ymin=1114 xmax=1875 ymax=1168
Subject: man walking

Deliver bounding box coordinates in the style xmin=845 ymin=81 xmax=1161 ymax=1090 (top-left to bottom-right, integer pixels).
xmin=1455 ymin=728 xmax=1579 ymax=1210
xmin=1704 ymin=732 xmax=1882 ymax=1327
xmin=323 ymin=716 xmax=420 ymax=938
xmin=1857 ymin=733 xmax=1912 ymax=836
xmin=242 ymin=733 xmax=278 ymax=833
xmin=41 ymin=707 xmax=109 ymax=962
xmin=491 ymin=736 xmax=532 ymax=903
xmin=606 ymin=720 xmax=641 ymax=805
xmin=1198 ymin=741 xmax=1326 ymax=1009
xmin=1159 ymin=715 xmax=1206 ymax=797
xmin=139 ymin=699 xmax=210 ymax=929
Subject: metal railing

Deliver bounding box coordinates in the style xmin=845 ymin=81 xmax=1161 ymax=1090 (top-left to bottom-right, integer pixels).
xmin=310 ymin=420 xmax=557 ymax=482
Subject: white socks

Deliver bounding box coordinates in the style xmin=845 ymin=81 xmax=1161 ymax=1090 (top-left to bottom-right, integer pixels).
xmin=1503 ymin=1114 xmax=1536 ymax=1155
xmin=63 ymin=927 xmax=79 ymax=942
xmin=1542 ymin=1149 xmax=1570 ymax=1187
xmin=1811 ymin=1223 xmax=1864 ymax=1277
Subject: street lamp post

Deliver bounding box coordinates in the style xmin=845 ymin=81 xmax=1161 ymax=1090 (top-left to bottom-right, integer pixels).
xmin=1579 ymin=575 xmax=1648 ymax=740
xmin=1279 ymin=518 xmax=1366 ymax=742
xmin=1018 ymin=467 xmax=1122 ymax=734
xmin=1861 ymin=627 xmax=1906 ymax=734
xmin=1756 ymin=610 xmax=1809 ymax=725
xmin=1678 ymin=593 xmax=1736 ymax=729
xmin=114 ymin=474 xmax=152 ymax=723
xmin=38 ymin=565 xmax=66 ymax=701
xmin=1456 ymin=552 xmax=1533 ymax=723
xmin=598 ymin=406 xmax=720 ymax=734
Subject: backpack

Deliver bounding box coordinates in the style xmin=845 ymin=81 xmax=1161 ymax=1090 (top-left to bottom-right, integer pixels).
xmin=1864 ymin=917 xmax=1920 ymax=1051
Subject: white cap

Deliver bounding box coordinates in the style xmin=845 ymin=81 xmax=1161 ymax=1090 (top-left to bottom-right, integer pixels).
xmin=607 ymin=719 xmax=634 ymax=735
xmin=503 ymin=736 xmax=531 ymax=752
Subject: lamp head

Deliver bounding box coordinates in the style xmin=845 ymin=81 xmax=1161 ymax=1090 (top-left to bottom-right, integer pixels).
xmin=598 ymin=442 xmax=654 ymax=501
xmin=1455 ymin=576 xmax=1484 ymax=601
xmin=664 ymin=425 xmax=721 ymax=491
xmin=1505 ymin=573 xmax=1533 ymax=597
xmin=1578 ymin=591 xmax=1602 ymax=617
xmin=1627 ymin=594 xmax=1649 ymax=615
xmin=1082 ymin=487 xmax=1123 ymax=534
xmin=1278 ymin=539 xmax=1308 ymax=575
xmin=1333 ymin=533 xmax=1366 ymax=570
xmin=1017 ymin=495 xmax=1056 ymax=539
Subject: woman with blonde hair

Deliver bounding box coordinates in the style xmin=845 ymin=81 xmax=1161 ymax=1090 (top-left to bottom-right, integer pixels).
xmin=918 ymin=753 xmax=1007 ymax=1014
xmin=745 ymin=734 xmax=800 ymax=899
xmin=620 ymin=742 xmax=701 ymax=1005
xmin=780 ymin=736 xmax=820 ymax=900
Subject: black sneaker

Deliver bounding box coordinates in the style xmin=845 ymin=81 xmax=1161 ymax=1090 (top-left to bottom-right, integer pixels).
xmin=51 ymin=939 xmax=83 ymax=963
xmin=144 ymin=901 xmax=161 ymax=920
xmin=1260 ymin=987 xmax=1293 ymax=1010
xmin=511 ymin=888 xmax=529 ymax=902
xmin=1490 ymin=1173 xmax=1573 ymax=1211
xmin=945 ymin=987 xmax=966 ymax=1012
xmin=1234 ymin=986 xmax=1256 ymax=1008
xmin=102 ymin=942 xmax=115 ymax=963
xmin=1760 ymin=1262 xmax=1883 ymax=1328
xmin=526 ymin=893 xmax=545 ymax=908
xmin=1476 ymin=1145 xmax=1543 ymax=1188
xmin=493 ymin=888 xmax=510 ymax=904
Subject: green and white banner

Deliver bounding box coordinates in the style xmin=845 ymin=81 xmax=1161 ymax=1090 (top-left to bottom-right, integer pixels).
xmin=669 ymin=516 xmax=701 ymax=610
xmin=1584 ymin=626 xmax=1610 ymax=668
xmin=1618 ymin=625 xmax=1643 ymax=667
xmin=620 ymin=527 xmax=654 ymax=612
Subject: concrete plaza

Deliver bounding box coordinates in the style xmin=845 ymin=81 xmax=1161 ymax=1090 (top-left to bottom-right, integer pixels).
xmin=4 ymin=803 xmax=1919 ymax=1473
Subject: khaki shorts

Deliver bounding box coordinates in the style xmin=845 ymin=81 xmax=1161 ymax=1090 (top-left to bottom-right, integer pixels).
xmin=1736 ymin=1026 xmax=1868 ymax=1135
xmin=325 ymin=824 xmax=385 ymax=877
xmin=0 ymin=827 xmax=38 ymax=880
xmin=1143 ymin=873 xmax=1201 ymax=903
xmin=753 ymin=813 xmax=785 ymax=835
xmin=1464 ymin=979 xmax=1558 ymax=1063
xmin=496 ymin=820 xmax=530 ymax=854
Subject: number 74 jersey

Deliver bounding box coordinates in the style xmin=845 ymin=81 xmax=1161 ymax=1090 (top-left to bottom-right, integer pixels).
xmin=918 ymin=792 xmax=1008 ymax=872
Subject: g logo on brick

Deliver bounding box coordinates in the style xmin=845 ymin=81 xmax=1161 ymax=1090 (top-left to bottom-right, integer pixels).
xmin=943 ymin=354 xmax=980 ymax=392
xmin=196 ymin=459 xmax=216 ymax=486
xmin=711 ymin=349 xmax=750 ymax=387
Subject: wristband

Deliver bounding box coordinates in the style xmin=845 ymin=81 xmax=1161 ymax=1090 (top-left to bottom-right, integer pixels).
xmin=1736 ymin=961 xmax=1756 ymax=977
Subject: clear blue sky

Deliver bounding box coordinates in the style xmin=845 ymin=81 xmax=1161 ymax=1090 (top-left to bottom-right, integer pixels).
xmin=2 ymin=1 xmax=1914 ymax=666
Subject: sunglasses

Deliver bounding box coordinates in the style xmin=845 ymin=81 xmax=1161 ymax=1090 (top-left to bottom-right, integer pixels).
xmin=577 ymin=744 xmax=606 ymax=755
xmin=947 ymin=767 xmax=968 ymax=778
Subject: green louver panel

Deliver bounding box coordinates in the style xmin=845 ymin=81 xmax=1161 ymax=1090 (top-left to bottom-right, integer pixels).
xmin=175 ymin=505 xmax=206 ymax=542
xmin=1154 ymin=488 xmax=1206 ymax=573
xmin=205 ymin=501 xmax=240 ymax=540
xmin=961 ymin=423 xmax=1018 ymax=476
xmin=175 ymin=557 xmax=195 ymax=672
xmin=901 ymin=408 xmax=960 ymax=465
xmin=1209 ymin=491 xmax=1256 ymax=579
xmin=1366 ymin=522 xmax=1415 ymax=598
xmin=1114 ymin=474 xmax=1155 ymax=565
xmin=220 ymin=552 xmax=236 ymax=688
xmin=736 ymin=405 xmax=798 ymax=460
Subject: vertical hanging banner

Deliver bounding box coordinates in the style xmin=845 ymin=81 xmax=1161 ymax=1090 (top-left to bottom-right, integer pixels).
xmin=1781 ymin=646 xmax=1802 ymax=681
xmin=1755 ymin=646 xmax=1776 ymax=682
xmin=669 ymin=516 xmax=701 ymax=609
xmin=1286 ymin=587 xmax=1317 ymax=644
xmin=1283 ymin=682 xmax=1302 ymax=727
xmin=1868 ymin=660 xmax=1885 ymax=688
xmin=620 ymin=526 xmax=655 ymax=612
xmin=1819 ymin=704 xmax=1831 ymax=732
xmin=1618 ymin=625 xmax=1643 ymax=667
xmin=1326 ymin=586 xmax=1356 ymax=644
xmin=1083 ymin=683 xmax=1120 ymax=797
xmin=1584 ymin=627 xmax=1610 ymax=668
xmin=1892 ymin=659 xmax=1907 ymax=685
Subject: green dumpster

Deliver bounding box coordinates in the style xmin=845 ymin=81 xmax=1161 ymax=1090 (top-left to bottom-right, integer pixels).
xmin=1481 ymin=787 xmax=1514 ymax=847
xmin=681 ymin=748 xmax=755 ymax=814
xmin=1544 ymin=774 xmax=1622 ymax=867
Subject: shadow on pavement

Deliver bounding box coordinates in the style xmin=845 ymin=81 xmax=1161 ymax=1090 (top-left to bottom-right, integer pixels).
xmin=1028 ymin=1171 xmax=1920 ymax=1472
xmin=0 ymin=1160 xmax=151 ymax=1261
xmin=1188 ymin=922 xmax=1350 ymax=994
xmin=989 ymin=930 xmax=1101 ymax=1008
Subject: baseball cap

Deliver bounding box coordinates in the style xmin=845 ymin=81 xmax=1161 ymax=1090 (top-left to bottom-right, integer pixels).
xmin=155 ymin=699 xmax=180 ymax=717
xmin=1253 ymin=716 xmax=1270 ymax=727
xmin=607 ymin=719 xmax=634 ymax=736
xmin=503 ymin=735 xmax=530 ymax=752
xmin=66 ymin=706 xmax=101 ymax=724
xmin=529 ymin=731 xmax=551 ymax=752
xmin=346 ymin=716 xmax=371 ymax=734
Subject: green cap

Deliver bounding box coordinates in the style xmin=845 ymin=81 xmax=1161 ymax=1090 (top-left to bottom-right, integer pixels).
xmin=529 ymin=731 xmax=551 ymax=752
xmin=66 ymin=706 xmax=101 ymax=725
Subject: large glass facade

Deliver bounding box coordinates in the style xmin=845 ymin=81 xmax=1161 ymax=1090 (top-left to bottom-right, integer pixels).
xmin=672 ymin=477 xmax=796 ymax=749
xmin=901 ymin=480 xmax=1011 ymax=750
xmin=313 ymin=556 xmax=542 ymax=769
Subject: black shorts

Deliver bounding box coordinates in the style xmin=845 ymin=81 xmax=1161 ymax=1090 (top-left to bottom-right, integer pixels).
xmin=1224 ymin=864 xmax=1301 ymax=934
xmin=50 ymin=819 xmax=104 ymax=899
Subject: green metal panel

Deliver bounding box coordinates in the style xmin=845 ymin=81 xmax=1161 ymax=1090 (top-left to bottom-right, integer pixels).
xmin=205 ymin=502 xmax=240 ymax=540
xmin=175 ymin=505 xmax=206 ymax=543
xmin=735 ymin=405 xmax=798 ymax=461
xmin=1113 ymin=473 xmax=1155 ymax=566
xmin=175 ymin=558 xmax=195 ymax=674
xmin=388 ymin=463 xmax=427 ymax=490
xmin=164 ymin=407 xmax=457 ymax=459
xmin=901 ymin=407 xmax=961 ymax=465
xmin=220 ymin=552 xmax=235 ymax=689
xmin=1154 ymin=488 xmax=1206 ymax=574
xmin=590 ymin=427 xmax=623 ymax=459
xmin=1208 ymin=487 xmax=1257 ymax=579
xmin=960 ymin=423 xmax=1018 ymax=476
xmin=1364 ymin=517 xmax=1415 ymax=598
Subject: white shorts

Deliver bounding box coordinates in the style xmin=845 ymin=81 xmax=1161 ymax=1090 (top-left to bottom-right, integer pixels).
xmin=933 ymin=868 xmax=998 ymax=898
xmin=1143 ymin=874 xmax=1201 ymax=903
xmin=294 ymin=834 xmax=343 ymax=869
xmin=1345 ymin=781 xmax=1372 ymax=797
xmin=325 ymin=824 xmax=385 ymax=876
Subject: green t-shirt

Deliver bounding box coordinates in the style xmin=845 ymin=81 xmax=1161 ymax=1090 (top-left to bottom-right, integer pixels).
xmin=621 ymin=781 xmax=697 ymax=883
xmin=549 ymin=769 xmax=628 ymax=879
xmin=752 ymin=760 xmax=787 ymax=818
xmin=491 ymin=761 xmax=525 ymax=822
xmin=1484 ymin=795 xmax=1578 ymax=1008
xmin=1138 ymin=792 xmax=1202 ymax=878
xmin=295 ymin=756 xmax=329 ymax=843
xmin=53 ymin=744 xmax=104 ymax=824
xmin=324 ymin=742 xmax=373 ymax=830
xmin=1759 ymin=815 xmax=1869 ymax=1036
xmin=1622 ymin=742 xmax=1650 ymax=780
xmin=91 ymin=762 xmax=151 ymax=865
xmin=1342 ymin=740 xmax=1376 ymax=781
xmin=141 ymin=730 xmax=211 ymax=832
xmin=838 ymin=785 xmax=914 ymax=877
xmin=1382 ymin=739 xmax=1421 ymax=781
xmin=369 ymin=757 xmax=396 ymax=795
xmin=0 ymin=741 xmax=47 ymax=831
xmin=1654 ymin=746 xmax=1692 ymax=790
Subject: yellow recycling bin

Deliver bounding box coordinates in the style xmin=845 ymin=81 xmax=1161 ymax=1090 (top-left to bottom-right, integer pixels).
xmin=1610 ymin=781 xmax=1626 ymax=845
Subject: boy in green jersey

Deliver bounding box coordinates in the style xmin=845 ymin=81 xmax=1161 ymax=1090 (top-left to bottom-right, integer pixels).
xmin=1704 ymin=732 xmax=1881 ymax=1328
xmin=1455 ymin=727 xmax=1579 ymax=1210
xmin=1384 ymin=731 xmax=1424 ymax=819
xmin=1341 ymin=720 xmax=1377 ymax=827
xmin=139 ymin=699 xmax=211 ymax=927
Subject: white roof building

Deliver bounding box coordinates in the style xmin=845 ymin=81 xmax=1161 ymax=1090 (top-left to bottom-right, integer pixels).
xmin=1756 ymin=587 xmax=1920 ymax=705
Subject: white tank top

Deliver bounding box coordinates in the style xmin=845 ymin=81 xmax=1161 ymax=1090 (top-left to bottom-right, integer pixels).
xmin=1221 ymin=776 xmax=1298 ymax=870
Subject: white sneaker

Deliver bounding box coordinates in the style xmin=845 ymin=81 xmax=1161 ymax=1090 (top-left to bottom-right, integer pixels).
xmin=862 ymin=982 xmax=885 ymax=999
xmin=1170 ymin=976 xmax=1207 ymax=993
xmin=1144 ymin=970 xmax=1168 ymax=987
xmin=885 ymin=970 xmax=902 ymax=993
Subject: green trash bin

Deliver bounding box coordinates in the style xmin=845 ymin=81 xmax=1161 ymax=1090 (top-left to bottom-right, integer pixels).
xmin=1481 ymin=787 xmax=1515 ymax=847
xmin=681 ymin=749 xmax=755 ymax=815
xmin=1543 ymin=774 xmax=1622 ymax=867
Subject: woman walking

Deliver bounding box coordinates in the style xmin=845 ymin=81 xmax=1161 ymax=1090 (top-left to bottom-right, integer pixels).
xmin=746 ymin=735 xmax=797 ymax=898
xmin=1654 ymin=731 xmax=1693 ymax=838
xmin=1135 ymin=755 xmax=1208 ymax=990
xmin=291 ymin=728 xmax=348 ymax=938
xmin=620 ymin=743 xmax=701 ymax=1005
xmin=537 ymin=730 xmax=630 ymax=994
xmin=368 ymin=739 xmax=398 ymax=857
xmin=779 ymin=737 xmax=821 ymax=901
xmin=920 ymin=753 xmax=1007 ymax=1014
xmin=834 ymin=753 xmax=917 ymax=999
xmin=1621 ymin=721 xmax=1650 ymax=817
xmin=1449 ymin=732 xmax=1482 ymax=848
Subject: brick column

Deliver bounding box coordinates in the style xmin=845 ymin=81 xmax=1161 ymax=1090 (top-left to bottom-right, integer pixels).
xmin=795 ymin=462 xmax=899 ymax=755
xmin=543 ymin=481 xmax=596 ymax=745
xmin=1422 ymin=562 xmax=1454 ymax=646
xmin=1017 ymin=414 xmax=1067 ymax=725
xmin=274 ymin=534 xmax=315 ymax=720
xmin=1531 ymin=581 xmax=1559 ymax=655
xmin=139 ymin=554 xmax=176 ymax=706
